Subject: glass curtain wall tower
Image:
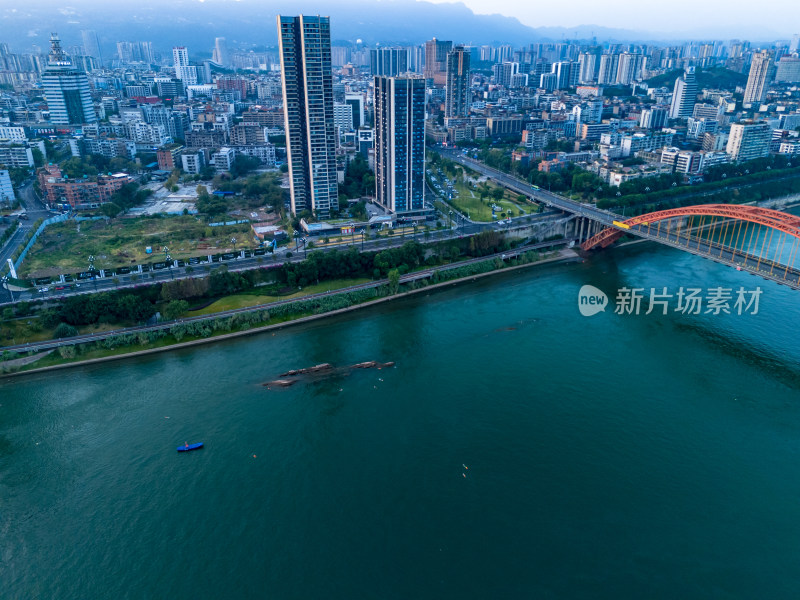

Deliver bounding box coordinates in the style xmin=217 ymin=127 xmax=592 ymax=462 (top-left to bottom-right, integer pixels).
xmin=277 ymin=15 xmax=339 ymax=217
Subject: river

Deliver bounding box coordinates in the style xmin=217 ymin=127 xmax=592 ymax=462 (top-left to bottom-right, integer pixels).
xmin=2 ymin=240 xmax=800 ymax=599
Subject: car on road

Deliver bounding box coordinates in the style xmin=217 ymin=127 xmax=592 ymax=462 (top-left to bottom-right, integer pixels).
xmin=38 ymin=287 xmax=49 ymax=293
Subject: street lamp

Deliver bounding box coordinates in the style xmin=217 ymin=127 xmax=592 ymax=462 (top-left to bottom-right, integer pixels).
xmin=360 ymin=229 xmax=366 ymax=251
xmin=231 ymin=237 xmax=237 ymax=255
xmin=449 ymin=210 xmax=453 ymax=229
xmin=294 ymin=230 xmax=300 ymax=250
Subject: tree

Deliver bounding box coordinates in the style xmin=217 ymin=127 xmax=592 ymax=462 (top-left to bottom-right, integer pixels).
xmin=163 ymin=300 xmax=189 ymax=320
xmin=101 ymin=202 xmax=122 ymax=218
xmin=31 ymin=147 xmax=45 ymax=168
xmin=54 ymin=323 xmax=78 ymax=338
xmin=388 ymin=268 xmax=400 ymax=294
xmin=230 ymin=155 xmax=261 ymax=178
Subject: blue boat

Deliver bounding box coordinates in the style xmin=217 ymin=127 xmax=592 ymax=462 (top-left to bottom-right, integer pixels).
xmin=177 ymin=442 xmax=204 ymax=452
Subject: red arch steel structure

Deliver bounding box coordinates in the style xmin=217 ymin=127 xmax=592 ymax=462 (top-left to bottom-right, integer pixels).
xmin=581 ymin=204 xmax=800 ymax=251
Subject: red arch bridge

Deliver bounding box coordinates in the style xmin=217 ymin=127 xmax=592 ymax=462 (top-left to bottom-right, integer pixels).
xmin=580 ymin=204 xmax=800 ymax=290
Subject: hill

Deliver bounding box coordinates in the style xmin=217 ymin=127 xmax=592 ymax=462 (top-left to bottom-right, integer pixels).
xmin=646 ymin=68 xmax=747 ymax=91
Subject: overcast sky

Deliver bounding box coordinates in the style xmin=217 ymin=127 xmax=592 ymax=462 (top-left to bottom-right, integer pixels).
xmin=422 ymin=0 xmax=794 ymax=38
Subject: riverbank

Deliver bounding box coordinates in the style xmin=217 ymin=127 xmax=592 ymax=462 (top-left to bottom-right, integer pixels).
xmin=0 ymin=249 xmax=579 ymax=378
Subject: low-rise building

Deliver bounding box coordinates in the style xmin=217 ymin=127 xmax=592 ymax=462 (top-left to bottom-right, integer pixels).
xmin=181 ymin=151 xmax=207 ymax=175
xmin=0 ymin=169 xmax=15 ymax=204
xmin=157 ymin=144 xmax=184 ymax=171
xmin=38 ymin=164 xmax=132 ymax=209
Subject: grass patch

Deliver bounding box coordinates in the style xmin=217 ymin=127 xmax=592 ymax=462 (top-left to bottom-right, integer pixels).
xmin=21 ymin=215 xmax=254 ymax=278
xmin=187 ymin=278 xmax=372 ymax=315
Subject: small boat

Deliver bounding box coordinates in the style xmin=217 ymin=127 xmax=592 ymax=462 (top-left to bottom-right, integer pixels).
xmin=177 ymin=442 xmax=204 ymax=452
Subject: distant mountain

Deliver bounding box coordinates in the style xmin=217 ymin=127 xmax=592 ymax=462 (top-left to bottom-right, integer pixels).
xmin=0 ymin=0 xmax=785 ymax=56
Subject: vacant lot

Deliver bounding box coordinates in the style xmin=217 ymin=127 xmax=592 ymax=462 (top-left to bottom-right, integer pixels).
xmin=21 ymin=216 xmax=254 ymax=278
xmin=437 ymin=178 xmax=532 ymax=222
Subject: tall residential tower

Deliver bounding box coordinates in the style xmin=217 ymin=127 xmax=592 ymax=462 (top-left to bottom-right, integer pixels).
xmin=669 ymin=67 xmax=698 ymax=119
xmin=445 ymin=46 xmax=471 ymax=118
xmin=374 ymin=75 xmax=426 ymax=214
xmin=743 ymin=50 xmax=774 ymax=105
xmin=277 ymin=15 xmax=338 ymax=217
xmin=424 ymin=38 xmax=452 ymax=86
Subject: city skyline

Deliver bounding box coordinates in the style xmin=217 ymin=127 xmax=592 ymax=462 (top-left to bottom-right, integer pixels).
xmin=0 ymin=0 xmax=796 ymax=52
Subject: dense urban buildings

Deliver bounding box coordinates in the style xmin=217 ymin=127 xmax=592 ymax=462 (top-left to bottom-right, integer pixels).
xmin=277 ymin=15 xmax=338 ymax=217
xmin=374 ymin=75 xmax=425 ymax=214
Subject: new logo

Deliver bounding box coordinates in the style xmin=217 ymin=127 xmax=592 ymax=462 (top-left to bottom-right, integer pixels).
xmin=578 ymin=285 xmax=608 ymax=316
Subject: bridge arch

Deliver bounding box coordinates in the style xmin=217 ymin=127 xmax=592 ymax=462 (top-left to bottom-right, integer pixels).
xmin=581 ymin=204 xmax=800 ymax=251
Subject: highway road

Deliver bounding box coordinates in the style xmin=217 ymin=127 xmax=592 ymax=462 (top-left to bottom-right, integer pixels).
xmin=0 ymin=210 xmax=570 ymax=306
xmin=0 ymin=239 xmax=571 ymax=355
xmin=438 ymin=148 xmax=620 ymax=225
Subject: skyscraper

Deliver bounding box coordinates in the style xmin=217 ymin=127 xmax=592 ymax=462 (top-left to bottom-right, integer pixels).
xmin=81 ymin=30 xmax=102 ymax=66
xmin=173 ymin=47 xmax=197 ymax=85
xmin=277 ymin=15 xmax=338 ymax=217
xmin=789 ymin=34 xmax=799 ymax=54
xmin=369 ymin=48 xmax=408 ymax=76
xmin=445 ymin=46 xmax=470 ymax=118
xmin=578 ymin=52 xmax=598 ymax=84
xmin=424 ymin=38 xmax=452 ymax=86
xmin=374 ymin=75 xmax=425 ymax=214
xmin=42 ymin=34 xmax=96 ymax=125
xmin=213 ymin=38 xmax=230 ymax=67
xmin=743 ymin=50 xmax=774 ymax=105
xmin=597 ymin=53 xmax=620 ymax=85
xmin=669 ymin=67 xmax=698 ymax=119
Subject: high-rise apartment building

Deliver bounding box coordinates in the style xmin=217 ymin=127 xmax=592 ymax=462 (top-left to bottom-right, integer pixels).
xmin=743 ymin=50 xmax=774 ymax=105
xmin=789 ymin=34 xmax=799 ymax=54
xmin=775 ymin=55 xmax=800 ymax=83
xmin=345 ymin=93 xmax=365 ymax=129
xmin=445 ymin=46 xmax=470 ymax=118
xmin=370 ymin=48 xmax=408 ymax=76
xmin=598 ymin=54 xmax=620 ymax=85
xmin=493 ymin=62 xmax=519 ymax=87
xmin=81 ymin=30 xmax=102 ymax=65
xmin=424 ymin=38 xmax=452 ymax=86
xmin=616 ymin=53 xmax=645 ymax=85
xmin=551 ymin=61 xmax=579 ymax=89
xmin=277 ymin=15 xmax=338 ymax=217
xmin=42 ymin=34 xmax=96 ymax=125
xmin=669 ymin=67 xmax=698 ymax=119
xmin=117 ymin=41 xmax=155 ymax=64
xmin=726 ymin=121 xmax=771 ymax=161
xmin=173 ymin=47 xmax=197 ymax=85
xmin=213 ymin=38 xmax=230 ymax=67
xmin=578 ymin=52 xmax=598 ymax=84
xmin=374 ymin=75 xmax=425 ymax=214
xmin=640 ymin=106 xmax=669 ymax=129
